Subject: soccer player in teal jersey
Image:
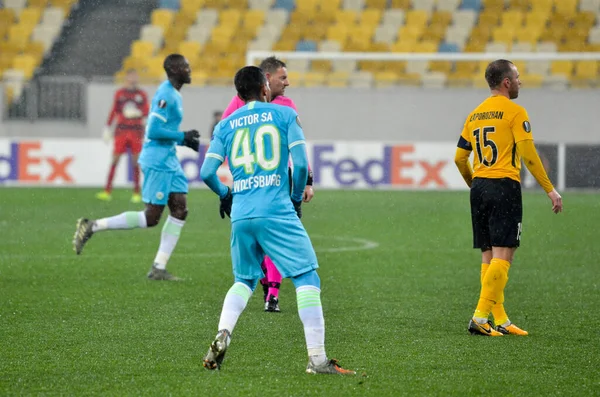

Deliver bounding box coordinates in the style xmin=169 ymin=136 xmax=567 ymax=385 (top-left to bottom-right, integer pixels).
xmin=199 ymin=66 xmax=355 ymax=375
xmin=72 ymin=54 xmax=201 ymax=281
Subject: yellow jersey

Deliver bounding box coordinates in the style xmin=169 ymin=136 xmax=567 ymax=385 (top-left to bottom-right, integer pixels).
xmin=458 ymin=95 xmax=533 ymax=183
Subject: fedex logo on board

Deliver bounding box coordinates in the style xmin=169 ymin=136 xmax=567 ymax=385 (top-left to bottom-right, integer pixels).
xmin=0 ymin=141 xmax=74 ymax=183
xmin=312 ymin=144 xmax=448 ymax=188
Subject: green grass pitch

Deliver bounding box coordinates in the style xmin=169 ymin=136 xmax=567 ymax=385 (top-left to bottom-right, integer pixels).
xmin=1 ymin=188 xmax=599 ymax=396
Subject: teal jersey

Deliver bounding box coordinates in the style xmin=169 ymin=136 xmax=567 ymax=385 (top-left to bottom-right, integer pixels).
xmin=138 ymin=80 xmax=184 ymax=172
xmin=207 ymin=101 xmax=306 ymax=221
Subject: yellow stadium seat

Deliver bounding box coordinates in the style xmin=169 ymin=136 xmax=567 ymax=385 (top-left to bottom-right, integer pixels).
xmin=514 ymin=27 xmax=542 ymax=45
xmin=313 ymin=10 xmax=335 ymax=24
xmin=326 ymin=24 xmax=350 ymax=43
xmin=175 ymin=10 xmax=196 ymax=27
xmin=386 ymin=61 xmax=407 ymax=74
xmin=13 ymin=54 xmax=37 ymax=79
xmin=464 ymin=40 xmax=486 ymax=52
xmin=20 ymin=7 xmax=43 ymax=26
xmin=327 ymin=71 xmax=350 ymax=88
xmin=492 ymin=28 xmax=516 ymax=45
xmin=122 ymin=56 xmax=148 ymax=71
xmin=519 ymin=74 xmax=544 ymax=88
xmin=344 ymin=41 xmax=369 ymax=52
xmin=391 ymin=41 xmax=414 ymax=52
xmin=469 ymin=26 xmax=492 ymax=43
xmin=311 ymin=60 xmax=332 ymax=72
xmin=178 ymin=41 xmax=202 ymax=59
xmin=482 ymin=0 xmax=505 ymax=11
xmin=202 ymin=42 xmax=225 ymax=56
xmin=320 ymin=0 xmax=342 ymax=13
xmin=195 ymin=56 xmax=218 ymax=72
xmin=413 ymin=41 xmax=438 ymax=53
xmin=190 ymin=70 xmax=208 ymax=86
xmin=220 ymin=9 xmax=242 ymax=26
xmin=554 ymin=0 xmax=577 ymax=15
xmin=25 ymin=41 xmax=45 ymax=64
xmin=368 ymin=42 xmax=390 ymax=52
xmin=429 ymin=61 xmax=452 ymax=74
xmin=244 ymin=10 xmax=265 ymax=27
xmin=550 ymin=60 xmax=573 ymax=77
xmin=397 ymin=26 xmax=423 ymax=43
xmin=573 ymin=12 xmax=596 ymax=28
xmin=8 ymin=26 xmax=31 ymax=50
xmin=508 ymin=0 xmax=529 ymax=11
xmin=530 ymin=0 xmax=553 ymax=12
xmin=574 ymin=61 xmax=598 ymax=79
xmin=181 ymin=0 xmax=204 ymax=14
xmin=296 ymin=0 xmax=319 ymax=12
xmin=421 ymin=25 xmax=446 ymax=42
xmin=0 ymin=8 xmax=16 ymax=26
xmin=374 ymin=71 xmax=398 ymax=88
xmin=358 ymin=60 xmax=383 ymax=72
xmin=273 ymin=39 xmax=297 ymax=51
xmin=405 ymin=10 xmax=429 ymax=27
xmin=228 ymin=0 xmax=248 ymax=8
xmin=131 ymin=40 xmax=154 ymax=58
xmin=303 ymin=25 xmax=328 ymax=41
xmin=0 ymin=24 xmax=11 ymax=41
xmin=524 ymin=12 xmax=550 ymax=31
xmin=287 ymin=71 xmax=303 ymax=86
xmin=28 ymin=0 xmax=49 ymax=7
xmin=478 ymin=12 xmax=500 ymax=27
xmin=360 ymin=9 xmax=382 ymax=25
xmin=335 ymin=10 xmax=358 ymax=25
xmin=430 ymin=11 xmax=452 ymax=26
xmin=151 ymin=9 xmax=174 ymax=31
xmin=559 ymin=40 xmax=586 ymax=52
xmin=390 ymin=0 xmax=410 ymax=7
xmin=303 ymin=72 xmax=326 ymax=87
xmin=500 ymin=10 xmax=524 ymax=28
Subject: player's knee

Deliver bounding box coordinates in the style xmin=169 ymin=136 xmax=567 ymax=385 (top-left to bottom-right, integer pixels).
xmin=291 ymin=270 xmax=320 ymax=289
xmin=145 ymin=213 xmax=160 ymax=227
xmin=234 ymin=276 xmax=258 ymax=291
xmin=172 ymin=208 xmax=188 ymax=220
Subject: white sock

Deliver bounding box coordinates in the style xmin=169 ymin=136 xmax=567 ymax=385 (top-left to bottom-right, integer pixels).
xmin=153 ymin=216 xmax=184 ymax=270
xmin=92 ymin=211 xmax=147 ymax=232
xmin=296 ymin=285 xmax=327 ymax=365
xmin=218 ymin=282 xmax=253 ymax=334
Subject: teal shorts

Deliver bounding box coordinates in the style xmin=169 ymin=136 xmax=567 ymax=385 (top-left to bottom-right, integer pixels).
xmin=141 ymin=167 xmax=188 ymax=205
xmin=230 ymin=217 xmax=319 ymax=280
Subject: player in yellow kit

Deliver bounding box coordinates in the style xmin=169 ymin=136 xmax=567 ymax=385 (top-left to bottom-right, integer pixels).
xmin=454 ymin=59 xmax=563 ymax=336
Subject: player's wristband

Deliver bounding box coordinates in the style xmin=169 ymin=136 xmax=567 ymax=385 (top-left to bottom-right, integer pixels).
xmin=306 ymin=170 xmax=313 ymax=186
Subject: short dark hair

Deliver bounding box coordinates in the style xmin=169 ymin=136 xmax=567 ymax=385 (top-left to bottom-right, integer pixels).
xmin=234 ymin=66 xmax=266 ymax=102
xmin=259 ymin=56 xmax=286 ymax=74
xmin=163 ymin=54 xmax=185 ymax=75
xmin=485 ymin=59 xmax=514 ymax=89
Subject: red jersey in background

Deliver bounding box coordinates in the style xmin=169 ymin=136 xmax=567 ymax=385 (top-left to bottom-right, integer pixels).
xmin=107 ymin=87 xmax=149 ymax=155
xmin=107 ymin=88 xmax=149 ymax=134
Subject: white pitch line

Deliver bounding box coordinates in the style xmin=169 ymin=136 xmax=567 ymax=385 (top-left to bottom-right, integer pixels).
xmin=3 ymin=236 xmax=379 ymax=260
xmin=311 ymin=235 xmax=380 ymax=253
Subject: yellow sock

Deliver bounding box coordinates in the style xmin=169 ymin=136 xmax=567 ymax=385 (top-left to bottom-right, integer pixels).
xmin=474 ymin=258 xmax=510 ymax=319
xmin=480 ymin=263 xmax=490 ymax=285
xmin=480 ymin=262 xmax=510 ymax=325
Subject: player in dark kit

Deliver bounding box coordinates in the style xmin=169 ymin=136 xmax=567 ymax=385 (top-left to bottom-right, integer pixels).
xmin=454 ymin=59 xmax=563 ymax=337
xmin=97 ymin=69 xmax=149 ymax=203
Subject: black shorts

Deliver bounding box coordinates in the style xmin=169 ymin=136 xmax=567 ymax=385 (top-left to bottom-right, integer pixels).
xmin=470 ymin=177 xmax=523 ymax=251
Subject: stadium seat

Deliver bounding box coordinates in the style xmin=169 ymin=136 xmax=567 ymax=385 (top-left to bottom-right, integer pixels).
xmin=151 ymin=9 xmax=174 ymax=31
xmin=436 ymin=0 xmax=462 ymax=11
xmin=382 ymin=9 xmax=405 ymax=28
xmin=4 ymin=0 xmax=27 ymax=11
xmin=411 ymin=0 xmax=436 ymax=11
xmin=343 ymin=0 xmax=365 ymax=10
xmin=421 ymin=72 xmax=447 ymax=88
xmin=327 ymin=71 xmax=350 ymax=87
